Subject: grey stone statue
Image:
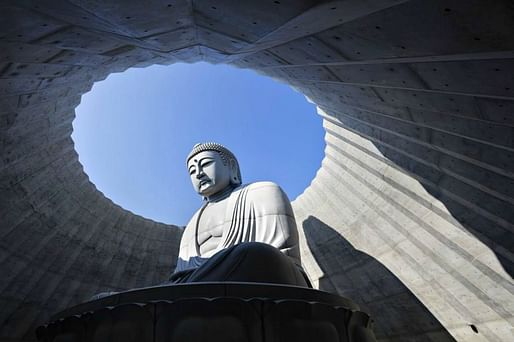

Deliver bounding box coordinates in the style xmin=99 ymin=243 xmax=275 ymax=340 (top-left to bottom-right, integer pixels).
xmin=169 ymin=142 xmax=310 ymax=286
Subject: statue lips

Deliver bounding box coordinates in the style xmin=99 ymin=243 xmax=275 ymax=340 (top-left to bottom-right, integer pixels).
xmin=199 ymin=179 xmax=211 ymax=189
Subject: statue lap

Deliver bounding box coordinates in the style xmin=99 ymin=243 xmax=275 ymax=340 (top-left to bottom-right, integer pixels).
xmin=170 ymin=242 xmax=310 ymax=287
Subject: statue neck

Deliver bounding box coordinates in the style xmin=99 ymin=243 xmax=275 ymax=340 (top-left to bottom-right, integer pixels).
xmin=205 ymin=184 xmax=237 ymax=203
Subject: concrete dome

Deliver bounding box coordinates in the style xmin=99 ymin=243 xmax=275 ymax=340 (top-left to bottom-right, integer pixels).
xmin=1 ymin=1 xmax=513 ymax=341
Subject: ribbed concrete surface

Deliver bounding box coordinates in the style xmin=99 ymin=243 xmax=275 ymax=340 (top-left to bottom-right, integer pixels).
xmin=1 ymin=1 xmax=513 ymax=341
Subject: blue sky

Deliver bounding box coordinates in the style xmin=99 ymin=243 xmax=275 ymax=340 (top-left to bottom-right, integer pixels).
xmin=72 ymin=62 xmax=324 ymax=226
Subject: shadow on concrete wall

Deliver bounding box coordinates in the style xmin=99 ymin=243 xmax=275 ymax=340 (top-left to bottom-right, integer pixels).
xmin=302 ymin=215 xmax=456 ymax=341
xmin=322 ymin=111 xmax=513 ymax=280
xmin=369 ymin=143 xmax=514 ymax=279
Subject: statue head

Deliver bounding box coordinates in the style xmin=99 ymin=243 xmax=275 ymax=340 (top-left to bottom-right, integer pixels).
xmin=186 ymin=142 xmax=242 ymax=198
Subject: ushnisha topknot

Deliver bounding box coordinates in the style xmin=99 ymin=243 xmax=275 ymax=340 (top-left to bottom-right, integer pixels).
xmin=187 ymin=142 xmax=242 ymax=185
xmin=187 ymin=142 xmax=235 ymax=165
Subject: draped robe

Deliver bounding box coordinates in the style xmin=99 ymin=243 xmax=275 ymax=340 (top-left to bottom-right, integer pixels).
xmin=174 ymin=181 xmax=302 ymax=275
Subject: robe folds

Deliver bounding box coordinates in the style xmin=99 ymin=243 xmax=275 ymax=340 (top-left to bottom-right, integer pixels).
xmin=174 ymin=181 xmax=302 ymax=275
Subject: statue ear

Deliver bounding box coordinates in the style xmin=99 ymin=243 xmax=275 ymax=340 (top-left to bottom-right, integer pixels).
xmin=229 ymin=159 xmax=240 ymax=184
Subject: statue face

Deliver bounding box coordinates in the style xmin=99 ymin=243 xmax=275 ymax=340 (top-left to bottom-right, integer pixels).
xmin=188 ymin=150 xmax=232 ymax=197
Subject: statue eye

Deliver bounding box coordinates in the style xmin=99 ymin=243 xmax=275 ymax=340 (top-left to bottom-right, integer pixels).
xmin=189 ymin=167 xmax=196 ymax=175
xmin=201 ymin=160 xmax=214 ymax=168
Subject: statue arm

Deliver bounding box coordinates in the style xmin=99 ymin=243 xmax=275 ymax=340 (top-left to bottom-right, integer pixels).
xmin=174 ymin=213 xmax=199 ymax=273
xmin=246 ymin=182 xmax=301 ymax=265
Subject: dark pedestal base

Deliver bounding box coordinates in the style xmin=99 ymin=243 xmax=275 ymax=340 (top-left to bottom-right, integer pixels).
xmin=36 ymin=282 xmax=376 ymax=342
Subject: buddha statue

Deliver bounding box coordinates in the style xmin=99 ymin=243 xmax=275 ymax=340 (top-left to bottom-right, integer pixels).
xmin=169 ymin=142 xmax=310 ymax=287
xmin=44 ymin=143 xmax=378 ymax=342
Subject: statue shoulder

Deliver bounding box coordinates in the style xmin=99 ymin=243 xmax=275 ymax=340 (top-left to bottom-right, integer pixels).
xmin=244 ymin=181 xmax=283 ymax=190
xmin=243 ymin=181 xmax=293 ymax=214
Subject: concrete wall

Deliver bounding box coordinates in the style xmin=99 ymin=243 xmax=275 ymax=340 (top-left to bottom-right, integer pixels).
xmin=1 ymin=0 xmax=513 ymax=341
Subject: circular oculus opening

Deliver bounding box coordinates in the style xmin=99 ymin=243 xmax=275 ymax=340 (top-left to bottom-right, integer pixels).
xmin=72 ymin=62 xmax=324 ymax=225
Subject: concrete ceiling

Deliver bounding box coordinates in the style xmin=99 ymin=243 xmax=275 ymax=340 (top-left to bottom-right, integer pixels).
xmin=1 ymin=0 xmax=513 ymax=341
